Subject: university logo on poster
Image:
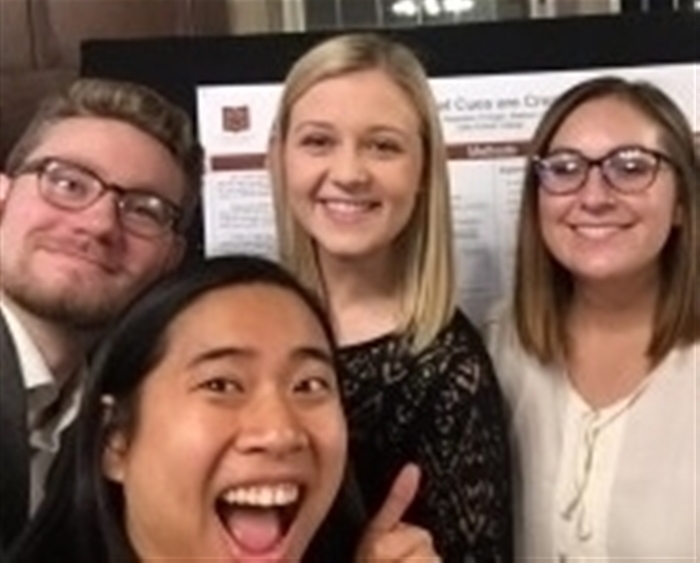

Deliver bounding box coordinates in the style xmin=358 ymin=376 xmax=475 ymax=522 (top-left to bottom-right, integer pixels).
xmin=222 ymin=105 xmax=251 ymax=133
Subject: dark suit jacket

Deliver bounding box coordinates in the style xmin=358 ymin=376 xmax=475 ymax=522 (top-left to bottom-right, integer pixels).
xmin=0 ymin=311 xmax=31 ymax=553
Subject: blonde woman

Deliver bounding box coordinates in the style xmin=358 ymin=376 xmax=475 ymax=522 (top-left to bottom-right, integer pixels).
xmin=270 ymin=33 xmax=513 ymax=561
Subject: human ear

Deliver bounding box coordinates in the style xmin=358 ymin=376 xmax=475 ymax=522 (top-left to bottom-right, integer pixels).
xmin=102 ymin=429 xmax=129 ymax=483
xmin=0 ymin=173 xmax=11 ymax=217
xmin=164 ymin=234 xmax=186 ymax=272
xmin=672 ymin=202 xmax=683 ymax=226
xmin=101 ymin=394 xmax=131 ymax=483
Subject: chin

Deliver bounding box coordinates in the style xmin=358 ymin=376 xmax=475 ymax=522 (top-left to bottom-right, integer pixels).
xmin=573 ymin=267 xmax=649 ymax=287
xmin=319 ymin=240 xmax=387 ymax=261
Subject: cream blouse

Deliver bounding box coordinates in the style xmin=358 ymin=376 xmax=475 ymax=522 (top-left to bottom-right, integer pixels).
xmin=486 ymin=304 xmax=698 ymax=562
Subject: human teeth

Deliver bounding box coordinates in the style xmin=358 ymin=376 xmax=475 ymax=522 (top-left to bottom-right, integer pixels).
xmin=221 ymin=484 xmax=299 ymax=507
xmin=274 ymin=487 xmax=289 ymax=505
xmin=324 ymin=200 xmax=372 ymax=213
xmin=574 ymin=225 xmax=620 ymax=239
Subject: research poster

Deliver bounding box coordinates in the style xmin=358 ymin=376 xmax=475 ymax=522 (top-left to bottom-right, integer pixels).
xmin=196 ymin=63 xmax=698 ymax=325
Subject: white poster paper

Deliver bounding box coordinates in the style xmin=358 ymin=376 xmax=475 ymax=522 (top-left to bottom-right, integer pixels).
xmin=197 ymin=63 xmax=698 ymax=325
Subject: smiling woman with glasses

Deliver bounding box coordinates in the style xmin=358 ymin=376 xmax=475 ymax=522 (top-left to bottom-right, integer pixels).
xmin=14 ymin=157 xmax=183 ymax=238
xmin=486 ymin=76 xmax=699 ymax=561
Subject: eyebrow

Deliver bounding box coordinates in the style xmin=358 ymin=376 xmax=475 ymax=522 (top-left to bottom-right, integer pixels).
xmin=291 ymin=120 xmax=414 ymax=140
xmin=186 ymin=345 xmax=334 ymax=369
xmin=292 ymin=346 xmax=334 ymax=367
xmin=30 ymin=155 xmax=180 ymax=205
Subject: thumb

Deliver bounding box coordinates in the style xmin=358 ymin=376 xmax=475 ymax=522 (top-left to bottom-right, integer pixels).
xmin=367 ymin=463 xmax=421 ymax=534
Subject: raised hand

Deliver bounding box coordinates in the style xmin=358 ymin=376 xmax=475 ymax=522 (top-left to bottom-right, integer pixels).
xmin=354 ymin=464 xmax=441 ymax=562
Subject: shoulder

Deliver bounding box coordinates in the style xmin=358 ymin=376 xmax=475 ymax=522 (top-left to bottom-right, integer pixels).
xmin=483 ymin=299 xmax=515 ymax=354
xmin=483 ymin=299 xmax=526 ymax=370
xmin=0 ymin=306 xmax=24 ymax=368
xmin=677 ymin=340 xmax=699 ymax=370
xmin=482 ymin=299 xmax=548 ymax=409
xmin=430 ymin=308 xmax=489 ymax=356
xmin=654 ymin=340 xmax=700 ymax=382
xmin=412 ymin=309 xmax=501 ymax=397
xmin=0 ymin=306 xmax=22 ymax=386
xmin=662 ymin=340 xmax=700 ymax=389
xmin=414 ymin=309 xmax=490 ymax=368
xmin=0 ymin=307 xmax=15 ymax=352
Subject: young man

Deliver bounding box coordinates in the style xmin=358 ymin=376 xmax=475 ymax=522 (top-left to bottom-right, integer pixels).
xmin=0 ymin=78 xmax=203 ymax=552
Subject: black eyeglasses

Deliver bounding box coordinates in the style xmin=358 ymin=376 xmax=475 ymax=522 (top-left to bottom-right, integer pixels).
xmin=14 ymin=157 xmax=182 ymax=239
xmin=533 ymin=145 xmax=674 ymax=195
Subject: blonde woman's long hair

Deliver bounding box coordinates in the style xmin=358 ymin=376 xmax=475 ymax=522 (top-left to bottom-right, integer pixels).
xmin=269 ymin=33 xmax=455 ymax=352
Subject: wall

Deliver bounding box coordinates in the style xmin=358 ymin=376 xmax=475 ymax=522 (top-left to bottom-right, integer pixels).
xmin=0 ymin=0 xmax=622 ymax=166
xmin=0 ymin=0 xmax=274 ymax=166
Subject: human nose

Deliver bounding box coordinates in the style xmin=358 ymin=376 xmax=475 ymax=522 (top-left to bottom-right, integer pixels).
xmin=75 ymin=190 xmax=123 ymax=239
xmin=234 ymin=389 xmax=309 ymax=457
xmin=329 ymin=144 xmax=369 ymax=188
xmin=577 ymin=163 xmax=616 ymax=208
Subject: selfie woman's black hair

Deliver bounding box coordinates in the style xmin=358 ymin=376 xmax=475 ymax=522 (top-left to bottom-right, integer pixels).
xmin=9 ymin=255 xmax=364 ymax=563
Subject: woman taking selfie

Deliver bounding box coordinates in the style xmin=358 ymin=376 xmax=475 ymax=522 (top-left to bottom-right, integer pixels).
xmin=10 ymin=255 xmax=440 ymax=563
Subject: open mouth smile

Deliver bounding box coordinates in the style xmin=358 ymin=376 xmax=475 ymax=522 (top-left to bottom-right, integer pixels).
xmin=215 ymin=482 xmax=305 ymax=558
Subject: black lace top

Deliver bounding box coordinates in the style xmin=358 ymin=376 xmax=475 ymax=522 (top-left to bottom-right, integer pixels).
xmin=338 ymin=309 xmax=513 ymax=563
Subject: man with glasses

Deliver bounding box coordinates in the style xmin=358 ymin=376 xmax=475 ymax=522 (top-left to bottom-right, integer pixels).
xmin=0 ymin=78 xmax=203 ymax=552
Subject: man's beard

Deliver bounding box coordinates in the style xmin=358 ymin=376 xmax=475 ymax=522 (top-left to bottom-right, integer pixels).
xmin=3 ymin=276 xmax=130 ymax=330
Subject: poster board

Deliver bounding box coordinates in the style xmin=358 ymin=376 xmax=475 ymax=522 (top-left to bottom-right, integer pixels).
xmin=196 ymin=63 xmax=698 ymax=323
xmin=82 ymin=12 xmax=699 ymax=321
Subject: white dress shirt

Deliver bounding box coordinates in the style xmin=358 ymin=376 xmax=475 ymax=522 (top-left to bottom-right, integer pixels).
xmin=486 ymin=303 xmax=698 ymax=562
xmin=1 ymin=302 xmax=83 ymax=514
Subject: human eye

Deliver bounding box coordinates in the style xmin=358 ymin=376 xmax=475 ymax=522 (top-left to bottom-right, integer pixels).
xmin=536 ymin=151 xmax=586 ymax=193
xmin=607 ymin=148 xmax=656 ymax=178
xmin=196 ymin=376 xmax=245 ymax=396
xmin=298 ymin=132 xmax=334 ymax=153
xmin=367 ymin=137 xmax=403 ymax=158
xmin=120 ymin=194 xmax=174 ymax=231
xmin=544 ymin=153 xmax=584 ymax=177
xmin=292 ymin=370 xmax=337 ymax=401
xmin=44 ymin=163 xmax=94 ymax=201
